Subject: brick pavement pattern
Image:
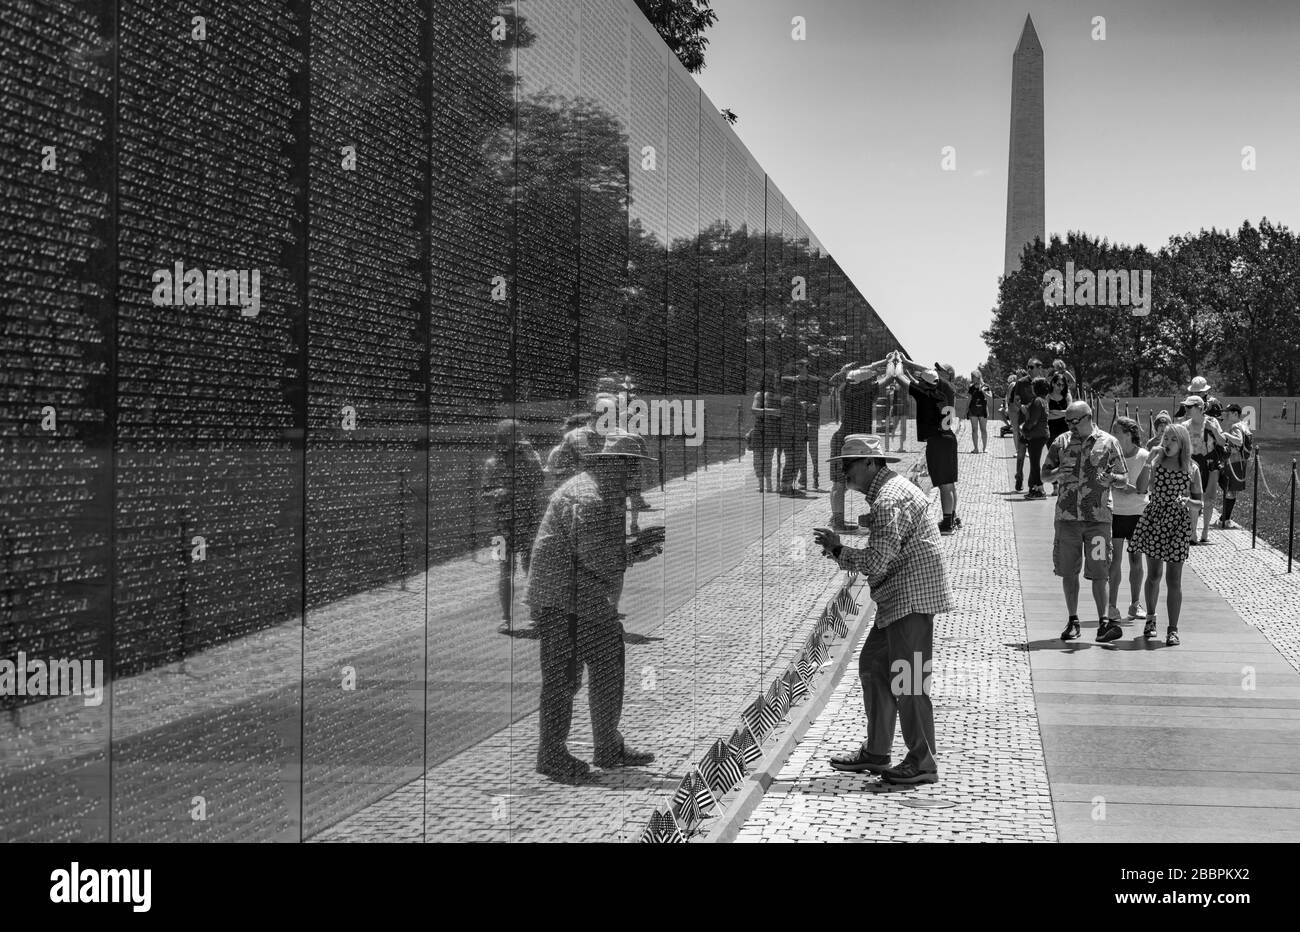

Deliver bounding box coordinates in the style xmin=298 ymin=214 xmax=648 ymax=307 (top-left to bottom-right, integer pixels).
xmin=737 ymin=432 xmax=1059 ymax=842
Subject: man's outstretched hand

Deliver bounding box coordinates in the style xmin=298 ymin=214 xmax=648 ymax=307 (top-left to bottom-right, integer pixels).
xmin=813 ymin=527 xmax=840 ymax=559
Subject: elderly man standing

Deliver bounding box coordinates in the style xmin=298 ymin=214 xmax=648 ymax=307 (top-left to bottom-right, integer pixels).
xmin=1040 ymin=400 xmax=1130 ymax=642
xmin=814 ymin=435 xmax=954 ymax=785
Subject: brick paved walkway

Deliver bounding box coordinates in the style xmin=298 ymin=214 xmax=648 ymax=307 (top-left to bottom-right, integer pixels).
xmin=736 ymin=430 xmax=1057 ymax=842
xmin=736 ymin=428 xmax=1300 ymax=843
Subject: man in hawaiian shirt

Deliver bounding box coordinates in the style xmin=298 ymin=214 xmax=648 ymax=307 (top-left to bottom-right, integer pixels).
xmin=1041 ymin=401 xmax=1130 ymax=642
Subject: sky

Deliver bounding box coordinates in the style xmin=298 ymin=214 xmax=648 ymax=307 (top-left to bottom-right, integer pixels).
xmin=692 ymin=0 xmax=1300 ymax=374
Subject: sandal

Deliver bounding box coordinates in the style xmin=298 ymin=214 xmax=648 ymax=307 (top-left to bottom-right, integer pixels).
xmin=1165 ymin=627 xmax=1180 ymax=647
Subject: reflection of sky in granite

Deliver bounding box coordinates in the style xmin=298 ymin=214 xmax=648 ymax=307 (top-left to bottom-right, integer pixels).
xmin=1 ymin=0 xmax=905 ymax=842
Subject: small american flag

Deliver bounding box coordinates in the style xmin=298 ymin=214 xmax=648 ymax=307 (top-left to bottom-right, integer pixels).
xmin=784 ymin=666 xmax=810 ymax=705
xmin=796 ymin=649 xmax=818 ymax=681
xmin=671 ymin=769 xmax=717 ymax=815
xmin=844 ymin=571 xmax=859 ymax=588
xmin=729 ymin=725 xmax=762 ymax=765
xmin=639 ymin=806 xmax=686 ymax=843
xmin=742 ymin=694 xmax=780 ymax=739
xmin=699 ymin=737 xmax=745 ymax=795
xmin=805 ymin=632 xmax=828 ymax=665
xmin=671 ymin=789 xmax=704 ymax=836
xmin=835 ymin=588 xmax=859 ymax=615
xmin=765 ymin=677 xmax=791 ymax=720
xmin=828 ymin=603 xmax=848 ymax=638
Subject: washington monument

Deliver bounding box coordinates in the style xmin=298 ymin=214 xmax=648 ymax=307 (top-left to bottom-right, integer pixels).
xmin=1004 ymin=14 xmax=1045 ymax=277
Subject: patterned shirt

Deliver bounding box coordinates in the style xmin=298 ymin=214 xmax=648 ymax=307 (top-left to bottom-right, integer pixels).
xmin=1042 ymin=427 xmax=1128 ymax=522
xmin=832 ymin=467 xmax=954 ymax=627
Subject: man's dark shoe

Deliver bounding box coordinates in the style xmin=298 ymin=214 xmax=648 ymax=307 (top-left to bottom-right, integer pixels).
xmin=1015 ymin=477 xmax=1024 ymax=492
xmin=830 ymin=518 xmax=851 ymax=533
xmin=881 ymin=761 xmax=938 ymax=785
xmin=594 ymin=745 xmax=655 ymax=768
xmin=828 ymin=747 xmax=890 ymax=774
xmin=631 ymin=498 xmax=655 ymax=511
xmin=1060 ymin=619 xmax=1081 ymax=641
xmin=1096 ymin=621 xmax=1124 ymax=643
xmin=537 ymin=754 xmax=591 ymax=784
xmin=1143 ymin=617 xmax=1158 ymax=638
xmin=938 ymin=518 xmax=954 ymax=536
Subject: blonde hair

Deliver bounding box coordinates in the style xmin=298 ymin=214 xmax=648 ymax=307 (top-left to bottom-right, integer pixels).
xmin=1152 ymin=423 xmax=1192 ymax=474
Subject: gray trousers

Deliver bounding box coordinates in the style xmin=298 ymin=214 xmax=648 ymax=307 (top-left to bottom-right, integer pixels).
xmin=859 ymin=611 xmax=938 ymax=772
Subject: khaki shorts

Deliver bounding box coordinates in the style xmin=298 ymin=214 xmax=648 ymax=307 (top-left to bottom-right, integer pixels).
xmin=1053 ymin=519 xmax=1112 ymax=581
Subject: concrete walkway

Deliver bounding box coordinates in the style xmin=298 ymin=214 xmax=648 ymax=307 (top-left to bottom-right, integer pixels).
xmin=1012 ymin=451 xmax=1300 ymax=842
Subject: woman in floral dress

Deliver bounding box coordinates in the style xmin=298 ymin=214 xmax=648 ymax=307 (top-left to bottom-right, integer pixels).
xmin=1131 ymin=423 xmax=1202 ymax=646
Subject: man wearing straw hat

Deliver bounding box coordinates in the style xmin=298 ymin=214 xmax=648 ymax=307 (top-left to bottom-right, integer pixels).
xmin=814 ymin=434 xmax=953 ymax=785
xmin=528 ymin=430 xmax=664 ymax=783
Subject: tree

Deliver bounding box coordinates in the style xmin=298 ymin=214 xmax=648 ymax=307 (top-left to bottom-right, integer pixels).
xmin=633 ymin=0 xmax=718 ymax=73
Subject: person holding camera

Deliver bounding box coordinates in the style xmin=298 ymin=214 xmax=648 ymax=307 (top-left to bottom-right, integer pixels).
xmin=815 ymin=434 xmax=953 ymax=786
xmin=527 ymin=431 xmax=664 ymax=783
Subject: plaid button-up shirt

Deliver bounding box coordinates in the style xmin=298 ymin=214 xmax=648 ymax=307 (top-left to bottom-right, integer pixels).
xmin=832 ymin=467 xmax=953 ymax=627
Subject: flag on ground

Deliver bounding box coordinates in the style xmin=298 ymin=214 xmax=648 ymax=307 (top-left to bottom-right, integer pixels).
xmin=671 ymin=789 xmax=704 ymax=836
xmin=699 ymin=738 xmax=745 ymax=795
xmin=805 ymin=632 xmax=828 ymax=665
xmin=672 ymin=769 xmax=718 ymax=815
xmin=796 ymin=649 xmax=818 ymax=681
xmin=639 ymin=806 xmax=686 ymax=843
xmin=828 ymin=603 xmax=848 ymax=638
xmin=742 ymin=693 xmax=780 ymax=739
xmin=784 ymin=665 xmax=810 ymax=705
xmin=729 ymin=725 xmax=762 ymax=766
xmin=766 ymin=677 xmax=791 ymax=720
xmin=835 ymin=588 xmax=859 ymax=615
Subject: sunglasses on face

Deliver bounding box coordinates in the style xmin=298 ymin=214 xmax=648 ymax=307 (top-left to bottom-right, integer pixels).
xmin=1065 ymin=415 xmax=1089 ymax=426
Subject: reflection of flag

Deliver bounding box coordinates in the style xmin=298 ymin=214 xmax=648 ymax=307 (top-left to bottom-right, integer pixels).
xmin=699 ymin=738 xmax=745 ymax=795
xmin=639 ymin=806 xmax=686 ymax=843
xmin=742 ymin=694 xmax=779 ymax=739
xmin=729 ymin=725 xmax=762 ymax=765
xmin=844 ymin=571 xmax=859 ymax=588
xmin=835 ymin=588 xmax=859 ymax=615
xmin=766 ymin=677 xmax=791 ymax=720
xmin=672 ymin=769 xmax=717 ymax=815
xmin=671 ymin=790 xmax=704 ymax=836
xmin=784 ymin=666 xmax=809 ymax=705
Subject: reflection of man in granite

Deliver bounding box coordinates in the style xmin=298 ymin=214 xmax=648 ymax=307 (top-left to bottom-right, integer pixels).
xmin=787 ymin=358 xmax=825 ymax=491
xmin=528 ymin=432 xmax=663 ymax=784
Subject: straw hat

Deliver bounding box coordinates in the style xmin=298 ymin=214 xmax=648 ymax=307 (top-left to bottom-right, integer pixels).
xmin=827 ymin=434 xmax=903 ymax=463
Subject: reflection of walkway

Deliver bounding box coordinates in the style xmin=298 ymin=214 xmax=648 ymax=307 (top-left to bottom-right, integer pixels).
xmin=313 ymin=424 xmax=867 ymax=842
xmin=736 ymin=432 xmax=1300 ymax=843
xmin=0 ymin=424 xmax=850 ymax=841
